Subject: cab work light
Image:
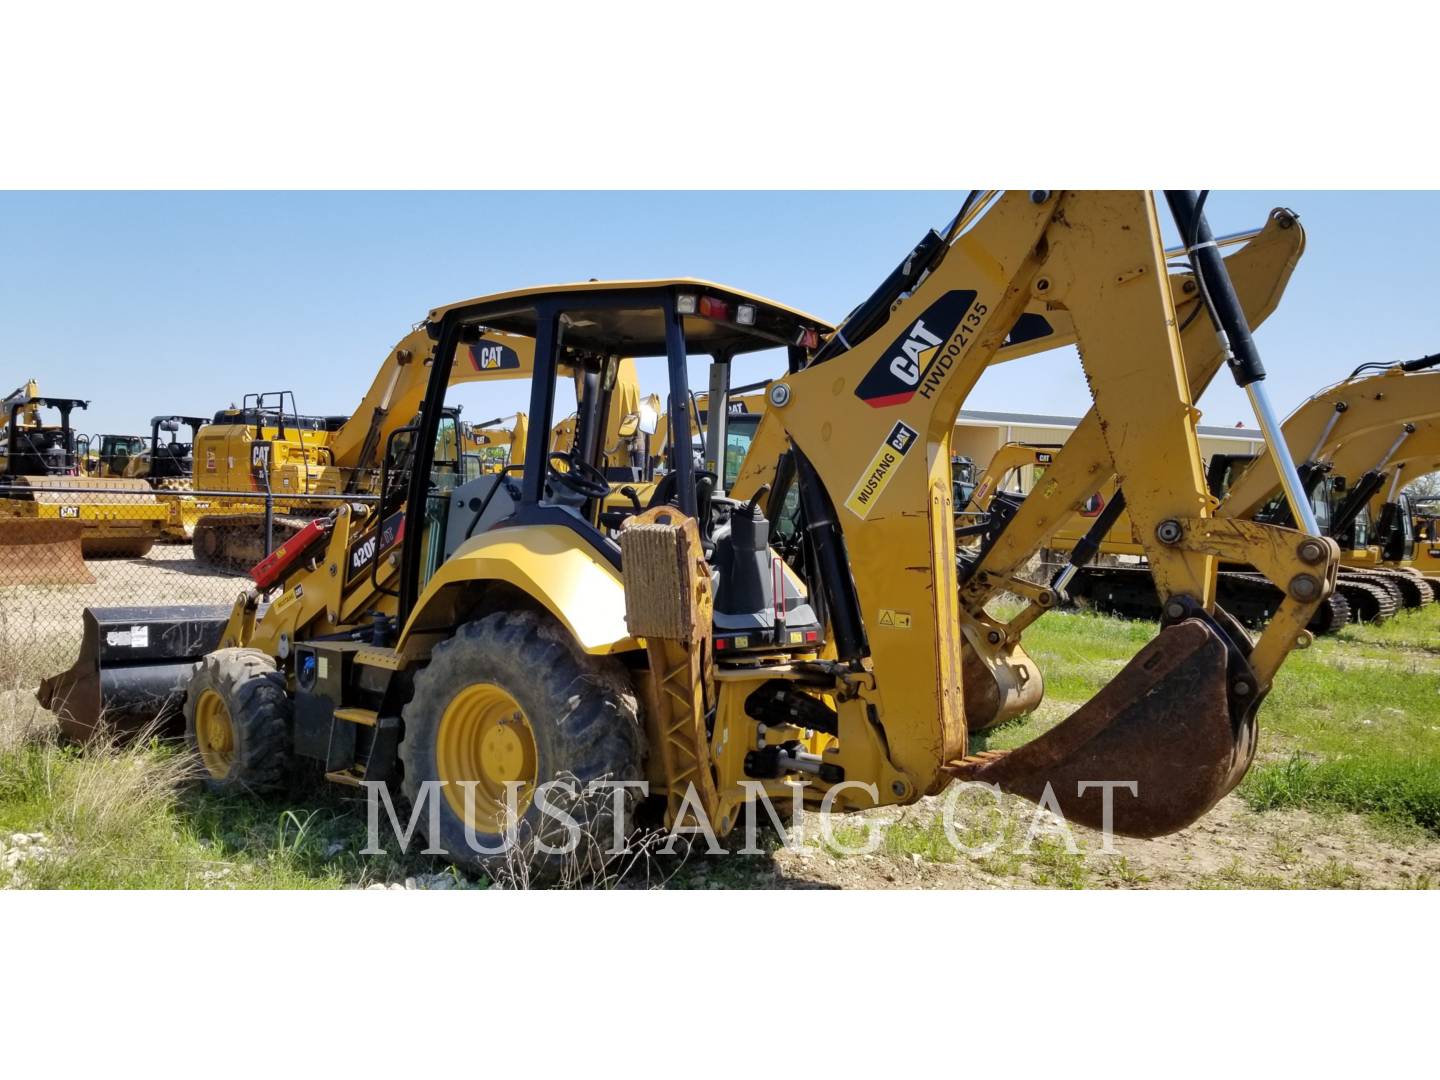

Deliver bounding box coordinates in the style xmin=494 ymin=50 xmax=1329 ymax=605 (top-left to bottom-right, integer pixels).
xmin=676 ymin=294 xmax=698 ymax=314
xmin=736 ymin=303 xmax=757 ymax=326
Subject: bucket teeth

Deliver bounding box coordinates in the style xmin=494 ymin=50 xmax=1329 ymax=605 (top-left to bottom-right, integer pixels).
xmin=949 ymin=619 xmax=1255 ymax=838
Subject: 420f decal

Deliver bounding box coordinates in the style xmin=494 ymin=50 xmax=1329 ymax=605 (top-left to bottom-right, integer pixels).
xmin=853 ymin=290 xmax=987 ymax=408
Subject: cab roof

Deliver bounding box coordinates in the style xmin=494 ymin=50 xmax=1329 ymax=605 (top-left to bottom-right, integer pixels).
xmin=427 ymin=278 xmax=834 ymax=357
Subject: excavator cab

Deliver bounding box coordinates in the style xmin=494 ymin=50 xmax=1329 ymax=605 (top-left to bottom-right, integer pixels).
xmin=1374 ymin=492 xmax=1417 ymax=563
xmin=95 ymin=433 xmax=146 ymax=478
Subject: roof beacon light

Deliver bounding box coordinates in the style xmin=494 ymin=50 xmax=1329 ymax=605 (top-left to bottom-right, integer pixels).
xmin=698 ymin=296 xmax=730 ymax=321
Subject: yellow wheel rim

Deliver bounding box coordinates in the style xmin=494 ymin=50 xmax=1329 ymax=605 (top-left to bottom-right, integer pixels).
xmin=194 ymin=687 xmax=236 ymax=779
xmin=436 ymin=684 xmax=538 ymax=834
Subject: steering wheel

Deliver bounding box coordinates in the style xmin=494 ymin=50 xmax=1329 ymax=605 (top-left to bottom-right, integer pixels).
xmin=546 ymin=450 xmax=612 ymax=501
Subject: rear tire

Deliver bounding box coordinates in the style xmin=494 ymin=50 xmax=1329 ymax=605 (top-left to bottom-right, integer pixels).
xmin=399 ymin=610 xmax=644 ymax=884
xmin=184 ymin=648 xmax=292 ymax=793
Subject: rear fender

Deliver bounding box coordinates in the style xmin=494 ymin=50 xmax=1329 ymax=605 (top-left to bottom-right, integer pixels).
xmin=398 ymin=524 xmax=639 ymax=656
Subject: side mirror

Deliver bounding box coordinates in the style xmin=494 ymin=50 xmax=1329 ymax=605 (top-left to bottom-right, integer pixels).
xmin=617 ymin=413 xmax=640 ymax=439
xmin=637 ymin=401 xmax=660 ymax=437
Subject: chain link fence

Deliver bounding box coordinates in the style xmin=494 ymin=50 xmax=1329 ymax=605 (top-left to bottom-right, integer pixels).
xmin=0 ymin=487 xmax=371 ymax=692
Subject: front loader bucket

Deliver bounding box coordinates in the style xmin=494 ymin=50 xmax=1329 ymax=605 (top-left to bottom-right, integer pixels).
xmin=37 ymin=605 xmax=233 ymax=742
xmin=949 ymin=618 xmax=1255 ymax=838
xmin=0 ymin=520 xmax=92 ymax=586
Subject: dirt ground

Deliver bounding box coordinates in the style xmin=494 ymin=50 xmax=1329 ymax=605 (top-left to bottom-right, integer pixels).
xmin=662 ymin=790 xmax=1440 ymax=890
xmin=0 ymin=543 xmax=244 ymax=684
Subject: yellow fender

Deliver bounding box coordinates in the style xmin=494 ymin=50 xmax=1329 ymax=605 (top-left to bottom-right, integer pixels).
xmin=398 ymin=524 xmax=639 ymax=655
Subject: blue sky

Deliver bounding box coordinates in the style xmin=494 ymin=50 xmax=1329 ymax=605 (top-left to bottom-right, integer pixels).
xmin=1 ymin=191 xmax=1435 ymax=438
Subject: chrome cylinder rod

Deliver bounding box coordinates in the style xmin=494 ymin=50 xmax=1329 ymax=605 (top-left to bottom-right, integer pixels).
xmin=1247 ymin=381 xmax=1321 ymax=536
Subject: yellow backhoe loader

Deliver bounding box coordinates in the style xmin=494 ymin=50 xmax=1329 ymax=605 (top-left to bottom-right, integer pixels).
xmin=42 ymin=192 xmax=1337 ymax=879
xmin=0 ymin=382 xmax=167 ymax=584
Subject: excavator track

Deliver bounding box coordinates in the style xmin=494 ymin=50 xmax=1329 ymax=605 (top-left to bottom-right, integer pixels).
xmin=1332 ymin=575 xmax=1400 ymax=623
xmin=1307 ymin=588 xmax=1352 ymax=635
xmin=1068 ymin=565 xmax=1353 ymax=635
xmin=1349 ymin=567 xmax=1430 ymax=609
xmin=192 ymin=513 xmax=316 ymax=573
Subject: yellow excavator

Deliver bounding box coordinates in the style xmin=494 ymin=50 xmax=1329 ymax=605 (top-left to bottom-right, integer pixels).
xmin=42 ymin=192 xmax=1337 ymax=879
xmin=1288 ymin=378 xmax=1440 ymax=582
xmin=190 ymin=332 xmax=539 ymax=570
xmin=465 ymin=414 xmax=528 ymax=473
xmin=0 ymin=382 xmax=168 ymax=583
xmin=187 ymin=395 xmax=347 ymax=568
xmin=1048 ymin=358 xmax=1440 ymax=630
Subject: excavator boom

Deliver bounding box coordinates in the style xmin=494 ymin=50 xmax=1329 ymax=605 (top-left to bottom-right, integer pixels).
xmin=1220 ymin=363 xmax=1440 ymax=521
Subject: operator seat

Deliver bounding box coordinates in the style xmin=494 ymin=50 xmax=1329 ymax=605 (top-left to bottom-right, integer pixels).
xmin=644 ymin=469 xmax=717 ymax=549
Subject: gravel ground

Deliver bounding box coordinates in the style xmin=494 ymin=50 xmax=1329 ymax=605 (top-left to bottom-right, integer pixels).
xmin=0 ymin=543 xmax=245 ymax=685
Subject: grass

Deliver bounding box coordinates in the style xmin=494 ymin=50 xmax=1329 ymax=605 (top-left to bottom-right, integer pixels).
xmin=980 ymin=603 xmax=1440 ymax=836
xmin=3 ymin=599 xmax=1440 ymax=888
xmin=0 ymin=691 xmax=439 ymax=889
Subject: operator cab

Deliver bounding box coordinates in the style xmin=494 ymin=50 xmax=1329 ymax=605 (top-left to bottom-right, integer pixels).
xmin=0 ymin=396 xmax=88 ymax=477
xmin=146 ymin=415 xmax=206 ymax=480
xmin=409 ymin=279 xmax=835 ymax=653
xmin=96 ymin=433 xmax=146 ymax=476
xmin=1375 ymin=491 xmax=1417 ymax=562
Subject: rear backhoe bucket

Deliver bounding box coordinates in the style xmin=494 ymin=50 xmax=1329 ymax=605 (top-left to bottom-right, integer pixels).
xmin=949 ymin=618 xmax=1255 ymax=838
xmin=37 ymin=605 xmax=232 ymax=742
xmin=0 ymin=520 xmax=92 ymax=586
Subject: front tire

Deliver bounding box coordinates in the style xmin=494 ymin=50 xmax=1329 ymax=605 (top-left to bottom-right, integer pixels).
xmin=184 ymin=648 xmax=292 ymax=793
xmin=399 ymin=610 xmax=644 ymax=884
